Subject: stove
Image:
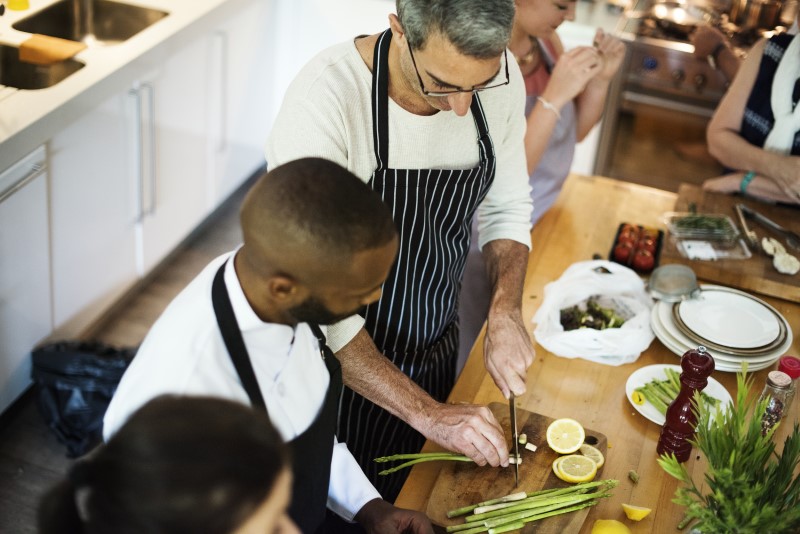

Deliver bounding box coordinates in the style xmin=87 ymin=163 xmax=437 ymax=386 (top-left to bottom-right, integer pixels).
xmin=593 ymin=0 xmax=769 ymax=190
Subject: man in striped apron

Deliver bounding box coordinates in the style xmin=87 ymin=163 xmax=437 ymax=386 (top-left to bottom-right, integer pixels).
xmin=267 ymin=0 xmax=536 ymax=505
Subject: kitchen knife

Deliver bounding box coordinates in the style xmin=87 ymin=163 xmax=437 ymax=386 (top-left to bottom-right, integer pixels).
xmin=739 ymin=204 xmax=800 ymax=251
xmin=509 ymin=395 xmax=519 ymax=487
xmin=734 ymin=204 xmax=759 ymax=251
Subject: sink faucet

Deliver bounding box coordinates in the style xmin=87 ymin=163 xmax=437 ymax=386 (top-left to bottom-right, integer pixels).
xmin=71 ymin=0 xmax=95 ymax=41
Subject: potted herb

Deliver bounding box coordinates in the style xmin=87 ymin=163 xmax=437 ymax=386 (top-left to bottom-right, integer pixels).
xmin=658 ymin=369 xmax=800 ymax=533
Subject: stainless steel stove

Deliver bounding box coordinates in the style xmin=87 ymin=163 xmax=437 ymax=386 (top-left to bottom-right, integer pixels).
xmin=593 ymin=0 xmax=767 ymax=191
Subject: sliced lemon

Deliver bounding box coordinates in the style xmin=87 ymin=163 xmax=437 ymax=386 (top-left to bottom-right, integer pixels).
xmin=556 ymin=454 xmax=597 ymax=483
xmin=552 ymin=456 xmax=563 ymax=477
xmin=631 ymin=390 xmax=645 ymax=405
xmin=579 ymin=443 xmax=605 ymax=468
xmin=591 ymin=519 xmax=632 ymax=534
xmin=621 ymin=503 xmax=652 ymax=521
xmin=546 ymin=418 xmax=585 ymax=454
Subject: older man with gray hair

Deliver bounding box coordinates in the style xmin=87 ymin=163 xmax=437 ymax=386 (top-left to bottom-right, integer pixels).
xmin=267 ymin=0 xmax=535 ymax=504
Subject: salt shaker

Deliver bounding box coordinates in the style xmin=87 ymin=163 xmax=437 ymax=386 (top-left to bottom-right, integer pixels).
xmin=657 ymin=346 xmax=715 ymax=463
xmin=758 ymin=371 xmax=794 ymax=435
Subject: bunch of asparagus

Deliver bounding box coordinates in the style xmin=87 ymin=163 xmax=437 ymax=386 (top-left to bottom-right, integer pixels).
xmin=635 ymin=367 xmax=720 ymax=415
xmin=444 ymin=480 xmax=618 ymax=534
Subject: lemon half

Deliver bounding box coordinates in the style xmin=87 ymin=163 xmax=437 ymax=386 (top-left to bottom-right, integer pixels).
xmin=591 ymin=519 xmax=632 ymax=534
xmin=621 ymin=503 xmax=652 ymax=521
xmin=546 ymin=418 xmax=585 ymax=454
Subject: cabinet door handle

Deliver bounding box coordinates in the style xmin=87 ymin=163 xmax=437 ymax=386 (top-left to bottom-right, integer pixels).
xmin=140 ymin=83 xmax=157 ymax=216
xmin=130 ymin=87 xmax=145 ymax=223
xmin=0 ymin=162 xmax=46 ymax=204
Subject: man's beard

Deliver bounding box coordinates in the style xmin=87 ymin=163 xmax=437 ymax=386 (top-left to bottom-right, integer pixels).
xmin=288 ymin=296 xmax=365 ymax=325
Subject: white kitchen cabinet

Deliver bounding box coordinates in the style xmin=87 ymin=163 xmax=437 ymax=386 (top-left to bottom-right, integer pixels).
xmin=134 ymin=37 xmax=212 ymax=273
xmin=0 ymin=147 xmax=52 ymax=413
xmin=208 ymin=0 xmax=273 ymax=203
xmin=49 ymin=92 xmax=140 ymax=337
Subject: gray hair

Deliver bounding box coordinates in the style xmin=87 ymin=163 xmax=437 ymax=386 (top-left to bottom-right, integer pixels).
xmin=397 ymin=0 xmax=514 ymax=58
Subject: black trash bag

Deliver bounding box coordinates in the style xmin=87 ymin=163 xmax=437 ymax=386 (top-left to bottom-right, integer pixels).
xmin=31 ymin=341 xmax=137 ymax=458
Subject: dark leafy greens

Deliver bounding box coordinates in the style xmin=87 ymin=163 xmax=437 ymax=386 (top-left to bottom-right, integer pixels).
xmin=560 ymin=298 xmax=626 ymax=331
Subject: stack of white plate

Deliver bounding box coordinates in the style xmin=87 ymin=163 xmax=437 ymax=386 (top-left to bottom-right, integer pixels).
xmin=650 ymin=285 xmax=793 ymax=372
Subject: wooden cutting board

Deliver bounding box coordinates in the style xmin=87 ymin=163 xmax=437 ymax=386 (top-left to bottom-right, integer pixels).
xmin=425 ymin=403 xmax=608 ymax=533
xmin=658 ymin=184 xmax=800 ymax=303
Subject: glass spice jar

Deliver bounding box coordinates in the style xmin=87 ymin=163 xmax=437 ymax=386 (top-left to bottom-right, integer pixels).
xmin=758 ymin=371 xmax=794 ymax=435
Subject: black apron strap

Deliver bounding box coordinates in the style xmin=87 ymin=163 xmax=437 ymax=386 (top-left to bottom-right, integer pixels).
xmin=211 ymin=263 xmax=267 ymax=411
xmin=371 ymin=29 xmax=393 ymax=171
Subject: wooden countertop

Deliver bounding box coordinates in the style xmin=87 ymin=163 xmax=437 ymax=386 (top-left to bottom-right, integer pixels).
xmin=394 ymin=174 xmax=800 ymax=533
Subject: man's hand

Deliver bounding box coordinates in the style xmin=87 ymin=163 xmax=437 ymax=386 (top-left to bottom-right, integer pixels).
xmin=483 ymin=312 xmax=535 ymax=399
xmin=420 ymin=403 xmax=510 ymax=467
xmin=355 ymin=499 xmax=434 ymax=534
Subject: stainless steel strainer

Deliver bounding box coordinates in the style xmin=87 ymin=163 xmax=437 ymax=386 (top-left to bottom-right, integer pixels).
xmin=647 ymin=264 xmax=701 ymax=302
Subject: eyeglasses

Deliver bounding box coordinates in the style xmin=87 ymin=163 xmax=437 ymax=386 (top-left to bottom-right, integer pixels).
xmin=406 ymin=41 xmax=510 ymax=97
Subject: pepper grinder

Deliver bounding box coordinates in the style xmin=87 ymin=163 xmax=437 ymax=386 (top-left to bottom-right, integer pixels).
xmin=657 ymin=346 xmax=715 ymax=463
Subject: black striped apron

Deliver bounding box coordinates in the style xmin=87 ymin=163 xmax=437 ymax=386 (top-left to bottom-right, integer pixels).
xmin=211 ymin=263 xmax=340 ymax=534
xmin=336 ymin=28 xmax=497 ymax=502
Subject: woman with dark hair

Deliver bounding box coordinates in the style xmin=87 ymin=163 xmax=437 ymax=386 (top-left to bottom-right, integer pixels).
xmin=38 ymin=395 xmax=298 ymax=534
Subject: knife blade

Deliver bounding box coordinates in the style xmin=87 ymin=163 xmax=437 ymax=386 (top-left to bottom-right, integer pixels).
xmin=739 ymin=204 xmax=800 ymax=251
xmin=509 ymin=395 xmax=519 ymax=487
xmin=734 ymin=204 xmax=759 ymax=251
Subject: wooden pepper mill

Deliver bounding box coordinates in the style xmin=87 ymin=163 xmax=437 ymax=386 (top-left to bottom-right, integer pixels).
xmin=656 ymin=346 xmax=715 ymax=462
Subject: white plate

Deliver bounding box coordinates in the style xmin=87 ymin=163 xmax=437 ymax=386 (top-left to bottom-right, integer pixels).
xmin=626 ymin=364 xmax=733 ymax=425
xmin=650 ymin=306 xmax=782 ymax=372
xmin=656 ymin=302 xmax=789 ymax=365
xmin=677 ymin=288 xmax=781 ymax=349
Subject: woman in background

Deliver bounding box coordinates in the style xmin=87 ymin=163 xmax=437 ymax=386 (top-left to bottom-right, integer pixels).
xmin=458 ymin=0 xmax=625 ymax=363
xmin=38 ymin=396 xmax=298 ymax=534
xmin=702 ymin=28 xmax=800 ymax=205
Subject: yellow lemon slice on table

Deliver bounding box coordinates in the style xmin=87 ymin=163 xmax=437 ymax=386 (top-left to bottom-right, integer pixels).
xmin=546 ymin=418 xmax=585 ymax=454
xmin=556 ymin=454 xmax=597 ymax=483
xmin=579 ymin=443 xmax=605 ymax=468
xmin=591 ymin=519 xmax=632 ymax=534
xmin=621 ymin=503 xmax=652 ymax=521
xmin=552 ymin=456 xmax=563 ymax=477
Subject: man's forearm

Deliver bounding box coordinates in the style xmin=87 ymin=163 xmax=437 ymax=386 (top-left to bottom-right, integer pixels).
xmin=482 ymin=239 xmax=530 ymax=318
xmin=337 ymin=328 xmax=436 ymax=430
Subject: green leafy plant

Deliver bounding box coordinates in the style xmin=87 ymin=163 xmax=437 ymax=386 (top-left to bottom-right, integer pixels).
xmin=658 ymin=368 xmax=800 ymax=533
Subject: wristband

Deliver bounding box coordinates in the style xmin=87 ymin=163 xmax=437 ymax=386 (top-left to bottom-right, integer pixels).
xmin=537 ymin=96 xmax=561 ymax=119
xmin=740 ymin=171 xmax=756 ymax=194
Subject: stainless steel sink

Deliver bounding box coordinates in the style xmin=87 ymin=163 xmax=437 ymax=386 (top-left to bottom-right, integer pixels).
xmin=12 ymin=0 xmax=169 ymax=46
xmin=0 ymin=45 xmax=84 ymax=89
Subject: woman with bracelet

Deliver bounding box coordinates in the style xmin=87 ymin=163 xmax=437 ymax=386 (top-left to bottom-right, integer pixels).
xmin=458 ymin=0 xmax=625 ymax=363
xmin=702 ymin=24 xmax=800 ymax=206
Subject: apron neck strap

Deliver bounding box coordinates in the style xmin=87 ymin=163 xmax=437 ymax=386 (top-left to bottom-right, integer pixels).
xmin=211 ymin=263 xmax=267 ymax=411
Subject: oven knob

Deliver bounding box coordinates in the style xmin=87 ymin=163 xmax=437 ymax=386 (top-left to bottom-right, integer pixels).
xmin=694 ymin=73 xmax=707 ymax=90
xmin=672 ymin=69 xmax=685 ymax=84
xmin=642 ymin=57 xmax=658 ymax=70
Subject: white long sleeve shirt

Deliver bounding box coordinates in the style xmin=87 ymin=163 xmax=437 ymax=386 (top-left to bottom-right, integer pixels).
xmin=103 ymin=252 xmax=380 ymax=520
xmin=265 ymin=36 xmax=532 ymax=352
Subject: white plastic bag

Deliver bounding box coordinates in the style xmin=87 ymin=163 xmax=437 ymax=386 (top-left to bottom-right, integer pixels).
xmin=532 ymin=259 xmax=655 ymax=366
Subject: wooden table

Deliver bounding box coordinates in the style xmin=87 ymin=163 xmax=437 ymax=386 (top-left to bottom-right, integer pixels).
xmin=394 ymin=174 xmax=800 ymax=533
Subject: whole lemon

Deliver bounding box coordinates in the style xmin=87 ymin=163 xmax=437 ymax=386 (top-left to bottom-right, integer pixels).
xmin=591 ymin=519 xmax=632 ymax=534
